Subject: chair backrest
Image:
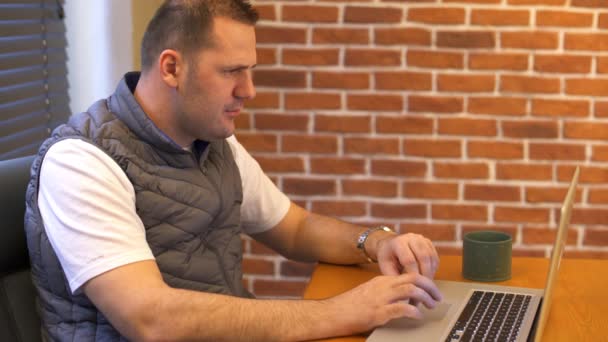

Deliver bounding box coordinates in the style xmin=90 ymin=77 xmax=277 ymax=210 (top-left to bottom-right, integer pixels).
xmin=0 ymin=155 xmax=42 ymax=342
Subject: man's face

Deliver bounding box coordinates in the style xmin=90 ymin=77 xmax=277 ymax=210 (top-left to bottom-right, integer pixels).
xmin=175 ymin=17 xmax=256 ymax=143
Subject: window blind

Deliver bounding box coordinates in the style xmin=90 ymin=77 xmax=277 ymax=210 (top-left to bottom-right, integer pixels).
xmin=0 ymin=0 xmax=69 ymax=160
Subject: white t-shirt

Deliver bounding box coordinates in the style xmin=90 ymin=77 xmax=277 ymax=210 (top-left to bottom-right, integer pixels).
xmin=38 ymin=135 xmax=290 ymax=294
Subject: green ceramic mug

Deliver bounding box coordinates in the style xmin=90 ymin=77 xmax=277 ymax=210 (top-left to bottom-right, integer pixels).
xmin=462 ymin=231 xmax=512 ymax=282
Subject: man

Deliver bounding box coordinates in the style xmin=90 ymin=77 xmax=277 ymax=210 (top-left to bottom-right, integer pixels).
xmin=25 ymin=0 xmax=442 ymax=341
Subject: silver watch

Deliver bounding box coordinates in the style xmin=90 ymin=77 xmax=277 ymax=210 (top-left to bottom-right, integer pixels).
xmin=356 ymin=226 xmax=394 ymax=263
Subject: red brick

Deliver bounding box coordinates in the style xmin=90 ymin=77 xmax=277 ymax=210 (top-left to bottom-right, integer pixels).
xmin=495 ymin=207 xmax=550 ymax=223
xmin=595 ymin=101 xmax=608 ymax=117
xmin=407 ymin=50 xmax=464 ymax=69
xmin=468 ymin=97 xmax=527 ymax=116
xmin=254 ymin=156 xmax=305 ymax=173
xmin=242 ymin=258 xmax=274 ymax=275
xmin=500 ymin=75 xmax=560 ymax=94
xmin=345 ymin=49 xmax=401 ymax=66
xmin=565 ymin=33 xmax=608 ymax=51
xmin=502 ymin=120 xmax=558 ymax=138
xmin=236 ymin=133 xmax=277 ymax=152
xmin=285 ymin=93 xmax=341 ymax=110
xmin=253 ymin=280 xmax=307 ymax=297
xmin=375 ymin=71 xmax=432 ymax=91
xmin=558 ymin=165 xmax=608 ymax=184
xmin=572 ymin=0 xmax=608 ymax=7
xmin=371 ymin=160 xmax=427 ymax=177
xmin=342 ymin=179 xmax=398 ymax=198
xmin=529 ymin=143 xmax=586 ymax=161
xmin=437 ymin=74 xmax=495 ymax=92
xmin=283 ymin=49 xmax=339 ymax=66
xmin=592 ymin=145 xmax=608 ymax=161
xmin=408 ymin=7 xmax=465 ymax=24
xmin=376 ymin=116 xmax=434 ymax=134
xmin=471 ymin=9 xmax=529 ymax=26
xmin=371 ymin=203 xmax=427 ymax=219
xmin=600 ymin=13 xmax=608 ymax=29
xmin=280 ymin=260 xmax=315 ymax=277
xmin=282 ymin=135 xmax=338 ymax=153
xmin=438 ymin=118 xmax=497 ymax=136
xmin=256 ymin=26 xmax=306 ymax=44
xmin=375 ymin=28 xmax=431 ymax=46
xmin=344 ymin=137 xmax=400 ymax=155
xmin=465 ymin=184 xmax=520 ymax=201
xmin=508 ymin=0 xmax=566 ymax=5
xmin=235 ymin=112 xmax=251 ymax=130
xmin=255 ymin=113 xmax=308 ymax=132
xmin=344 ymin=6 xmax=402 ymax=23
xmin=347 ymin=94 xmax=403 ymax=111
xmin=531 ymin=99 xmax=590 ymax=118
xmin=469 ymin=53 xmax=528 ymax=71
xmin=315 ymin=114 xmax=370 ymax=133
xmin=400 ymin=223 xmax=456 ymax=241
xmin=282 ymin=5 xmax=339 ymax=23
xmin=409 ymin=95 xmax=463 ymax=113
xmin=566 ymin=78 xmax=608 ymax=97
xmin=584 ymin=229 xmax=608 ymax=246
xmin=312 ymin=28 xmax=369 ymax=44
xmin=313 ymin=72 xmax=369 ymax=90
xmin=468 ymin=141 xmax=523 ymax=159
xmin=283 ymin=178 xmax=336 ymax=196
xmin=403 ymin=139 xmax=461 ymax=158
xmin=434 ymin=162 xmax=489 ymax=179
xmin=254 ymin=4 xmax=276 ymax=21
xmin=310 ymin=157 xmax=365 ymax=174
xmin=501 ymin=31 xmax=558 ymax=49
xmin=246 ymin=92 xmax=279 ymax=109
xmin=526 ymin=186 xmax=582 ymax=203
xmin=596 ymin=56 xmax=608 ymax=73
xmin=403 ymin=182 xmax=459 ymax=199
xmin=534 ymin=55 xmax=592 ymax=73
xmin=256 ymin=48 xmax=277 ymax=65
xmin=496 ymin=163 xmax=552 ymax=181
xmin=311 ymin=200 xmax=367 ymax=217
xmin=571 ymin=209 xmax=608 ymax=225
xmin=565 ymin=121 xmax=608 ymax=140
xmin=253 ymin=70 xmax=306 ymax=88
xmin=589 ymin=189 xmax=608 ymax=204
xmin=437 ymin=31 xmax=495 ymax=48
xmin=432 ymin=204 xmax=487 ymax=221
xmin=537 ymin=10 xmax=593 ymax=27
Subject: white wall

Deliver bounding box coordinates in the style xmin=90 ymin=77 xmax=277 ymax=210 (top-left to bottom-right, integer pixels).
xmin=65 ymin=0 xmax=133 ymax=114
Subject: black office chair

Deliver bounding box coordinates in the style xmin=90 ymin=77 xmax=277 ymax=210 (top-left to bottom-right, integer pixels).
xmin=0 ymin=155 xmax=42 ymax=342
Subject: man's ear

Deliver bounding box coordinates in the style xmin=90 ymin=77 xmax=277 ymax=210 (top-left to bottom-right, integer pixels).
xmin=158 ymin=49 xmax=182 ymax=88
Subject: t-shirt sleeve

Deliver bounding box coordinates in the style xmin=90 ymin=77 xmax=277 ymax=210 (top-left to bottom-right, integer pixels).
xmin=38 ymin=139 xmax=155 ymax=294
xmin=227 ymin=135 xmax=291 ymax=235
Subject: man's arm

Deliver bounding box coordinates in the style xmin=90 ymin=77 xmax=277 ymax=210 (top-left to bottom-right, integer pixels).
xmin=84 ymin=259 xmax=441 ymax=342
xmin=252 ymin=202 xmax=439 ymax=278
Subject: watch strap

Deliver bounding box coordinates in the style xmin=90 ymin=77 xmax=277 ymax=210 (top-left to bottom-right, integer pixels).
xmin=356 ymin=226 xmax=394 ymax=263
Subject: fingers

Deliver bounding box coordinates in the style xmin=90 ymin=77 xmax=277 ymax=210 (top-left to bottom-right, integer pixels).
xmin=382 ymin=302 xmax=423 ymax=322
xmin=395 ymin=243 xmax=420 ymax=276
xmin=387 ymin=234 xmax=439 ymax=279
xmin=392 ymin=273 xmax=443 ymax=303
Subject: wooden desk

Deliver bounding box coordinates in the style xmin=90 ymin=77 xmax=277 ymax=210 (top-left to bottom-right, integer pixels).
xmin=303 ymin=256 xmax=608 ymax=342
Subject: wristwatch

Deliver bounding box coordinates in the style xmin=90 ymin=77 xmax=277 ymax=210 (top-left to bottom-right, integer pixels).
xmin=356 ymin=226 xmax=394 ymax=263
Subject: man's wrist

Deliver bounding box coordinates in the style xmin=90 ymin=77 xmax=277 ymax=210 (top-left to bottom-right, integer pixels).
xmin=356 ymin=226 xmax=395 ymax=263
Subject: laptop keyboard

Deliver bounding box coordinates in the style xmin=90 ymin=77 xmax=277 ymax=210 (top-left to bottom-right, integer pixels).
xmin=445 ymin=290 xmax=532 ymax=342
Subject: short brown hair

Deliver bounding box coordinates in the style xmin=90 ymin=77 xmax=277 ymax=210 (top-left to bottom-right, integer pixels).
xmin=140 ymin=0 xmax=258 ymax=71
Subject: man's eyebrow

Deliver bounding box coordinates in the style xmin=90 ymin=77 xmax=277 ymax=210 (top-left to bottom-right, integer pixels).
xmin=226 ymin=64 xmax=257 ymax=70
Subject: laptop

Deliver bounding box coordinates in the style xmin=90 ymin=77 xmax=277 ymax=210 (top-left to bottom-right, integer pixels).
xmin=367 ymin=166 xmax=580 ymax=342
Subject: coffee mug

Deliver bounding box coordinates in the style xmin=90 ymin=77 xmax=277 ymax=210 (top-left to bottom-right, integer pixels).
xmin=462 ymin=230 xmax=512 ymax=282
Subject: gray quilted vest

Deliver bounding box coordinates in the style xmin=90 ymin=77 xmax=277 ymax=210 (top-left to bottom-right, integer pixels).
xmin=25 ymin=72 xmax=250 ymax=341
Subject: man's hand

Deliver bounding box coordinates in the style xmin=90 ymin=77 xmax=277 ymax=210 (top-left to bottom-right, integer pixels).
xmin=326 ymin=273 xmax=443 ymax=335
xmin=375 ymin=233 xmax=440 ymax=279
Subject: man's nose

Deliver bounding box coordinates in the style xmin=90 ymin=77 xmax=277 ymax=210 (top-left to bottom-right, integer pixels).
xmin=235 ymin=71 xmax=256 ymax=100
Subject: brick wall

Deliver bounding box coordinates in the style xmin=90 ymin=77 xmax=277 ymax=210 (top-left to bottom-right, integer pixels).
xmin=238 ymin=0 xmax=608 ymax=298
